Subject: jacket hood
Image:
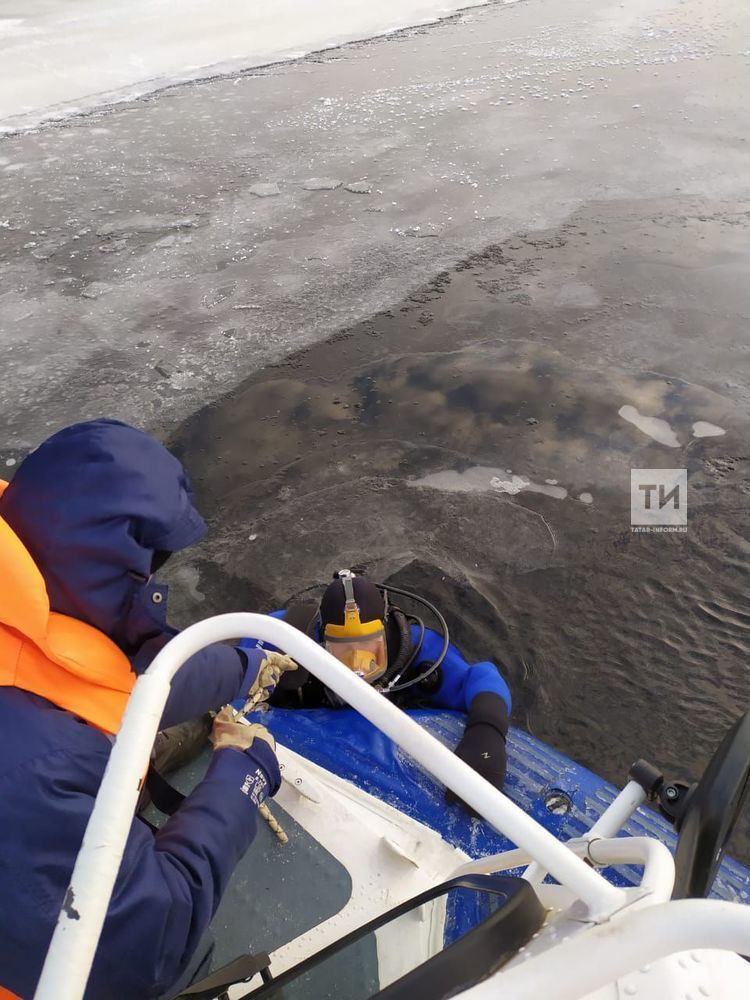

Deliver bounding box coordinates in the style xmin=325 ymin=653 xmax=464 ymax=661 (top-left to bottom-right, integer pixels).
xmin=0 ymin=419 xmax=206 ymax=652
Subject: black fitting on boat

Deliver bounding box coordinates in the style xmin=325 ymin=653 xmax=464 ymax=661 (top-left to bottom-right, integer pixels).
xmin=629 ymin=759 xmax=697 ymax=832
xmin=628 ymin=758 xmax=665 ymax=800
xmin=657 ymin=780 xmax=696 ymax=832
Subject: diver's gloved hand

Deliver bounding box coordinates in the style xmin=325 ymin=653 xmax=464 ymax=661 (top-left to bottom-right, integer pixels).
xmin=209 ymin=706 xmax=281 ymax=806
xmin=237 ymin=650 xmax=299 ymax=710
xmin=446 ymin=692 xmax=509 ymax=817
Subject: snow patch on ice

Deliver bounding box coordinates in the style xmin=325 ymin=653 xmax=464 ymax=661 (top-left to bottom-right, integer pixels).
xmin=618 ymin=405 xmax=680 ymax=448
xmin=409 ymin=466 xmax=568 ymax=500
xmin=0 ymin=0 xmax=502 ymax=133
xmin=692 ymin=421 xmax=725 ymax=438
xmin=0 ymin=18 xmax=29 ymax=40
xmin=491 ymin=475 xmax=567 ymax=500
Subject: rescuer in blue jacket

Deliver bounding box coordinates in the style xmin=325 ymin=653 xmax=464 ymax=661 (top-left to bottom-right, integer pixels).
xmin=240 ymin=569 xmax=512 ymax=801
xmin=0 ymin=420 xmax=290 ymax=1000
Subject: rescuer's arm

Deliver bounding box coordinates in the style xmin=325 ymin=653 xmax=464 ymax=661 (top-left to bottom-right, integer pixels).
xmin=89 ymin=721 xmax=281 ymax=999
xmin=131 ymin=627 xmax=272 ymax=730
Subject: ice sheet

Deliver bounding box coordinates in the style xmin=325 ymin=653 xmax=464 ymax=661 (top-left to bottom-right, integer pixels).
xmin=0 ymin=0 xmax=504 ymax=132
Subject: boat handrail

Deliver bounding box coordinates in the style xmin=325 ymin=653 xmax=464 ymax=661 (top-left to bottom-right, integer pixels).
xmin=522 ymin=779 xmax=649 ymax=887
xmin=453 ymin=834 xmax=676 ymax=903
xmin=466 ymin=898 xmax=750 ymax=1000
xmin=34 ymin=613 xmax=625 ymax=1000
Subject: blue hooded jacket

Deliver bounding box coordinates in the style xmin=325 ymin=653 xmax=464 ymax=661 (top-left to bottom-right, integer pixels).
xmin=0 ymin=420 xmax=279 ymax=999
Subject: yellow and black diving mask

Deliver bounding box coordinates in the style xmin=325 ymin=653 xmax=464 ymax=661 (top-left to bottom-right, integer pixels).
xmin=323 ymin=572 xmax=387 ymax=683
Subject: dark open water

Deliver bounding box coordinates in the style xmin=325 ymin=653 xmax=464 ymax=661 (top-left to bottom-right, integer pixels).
xmin=172 ymin=195 xmax=750 ymax=861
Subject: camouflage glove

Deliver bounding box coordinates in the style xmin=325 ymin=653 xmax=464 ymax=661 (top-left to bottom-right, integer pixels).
xmin=210 ymin=705 xmax=276 ymax=754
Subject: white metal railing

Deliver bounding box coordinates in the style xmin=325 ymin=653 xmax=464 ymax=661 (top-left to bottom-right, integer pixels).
xmin=523 ymin=779 xmax=648 ymax=887
xmin=34 ymin=614 xmax=626 ymax=1000
xmin=464 ymin=899 xmax=750 ymax=1000
xmin=586 ymin=780 xmax=648 ymax=839
xmin=586 ymin=837 xmax=674 ymax=902
xmin=451 ymin=834 xmax=676 ymax=902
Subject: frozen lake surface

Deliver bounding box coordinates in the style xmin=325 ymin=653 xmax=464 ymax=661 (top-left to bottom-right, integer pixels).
xmin=0 ymin=0 xmax=512 ymax=132
xmin=1 ymin=0 xmax=750 ymax=858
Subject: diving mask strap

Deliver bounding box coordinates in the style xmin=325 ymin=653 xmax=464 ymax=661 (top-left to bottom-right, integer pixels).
xmin=339 ymin=570 xmax=362 ymax=629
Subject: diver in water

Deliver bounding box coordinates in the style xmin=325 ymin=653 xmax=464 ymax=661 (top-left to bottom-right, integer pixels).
xmin=240 ymin=569 xmax=512 ymax=803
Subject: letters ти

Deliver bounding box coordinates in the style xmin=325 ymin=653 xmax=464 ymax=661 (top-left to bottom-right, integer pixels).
xmin=638 ymin=483 xmax=680 ymax=510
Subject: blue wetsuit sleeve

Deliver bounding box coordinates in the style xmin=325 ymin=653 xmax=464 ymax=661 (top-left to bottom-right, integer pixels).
xmin=90 ymin=742 xmax=280 ymax=999
xmin=413 ymin=626 xmax=512 ymax=715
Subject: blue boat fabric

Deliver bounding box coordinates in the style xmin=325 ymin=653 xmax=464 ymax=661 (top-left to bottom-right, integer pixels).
xmin=258 ymin=706 xmax=750 ymax=904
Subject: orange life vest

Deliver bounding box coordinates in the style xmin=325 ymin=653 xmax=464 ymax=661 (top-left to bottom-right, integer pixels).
xmin=0 ymin=479 xmax=136 ymax=736
xmin=0 ymin=481 xmax=140 ymax=999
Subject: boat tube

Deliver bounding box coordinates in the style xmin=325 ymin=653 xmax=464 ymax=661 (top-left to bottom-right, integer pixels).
xmin=33 ymin=615 xmax=750 ymax=1000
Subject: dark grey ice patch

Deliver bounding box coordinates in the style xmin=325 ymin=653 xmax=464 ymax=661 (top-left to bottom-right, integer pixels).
xmin=249 ymin=182 xmax=281 ymax=197
xmin=154 ymin=360 xmax=177 ymax=379
xmin=202 ymin=284 xmax=237 ymax=309
xmin=96 ymin=214 xmax=199 ymax=237
xmin=303 ymin=177 xmax=342 ymax=191
xmin=97 ymin=240 xmax=128 ymax=254
xmin=403 ymin=225 xmax=441 ymax=238
xmin=62 ymin=886 xmax=80 ymax=921
xmin=80 ymin=282 xmax=114 ymax=300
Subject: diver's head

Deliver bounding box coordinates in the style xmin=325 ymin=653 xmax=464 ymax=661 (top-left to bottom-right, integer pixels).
xmin=319 ymin=570 xmax=387 ymax=683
